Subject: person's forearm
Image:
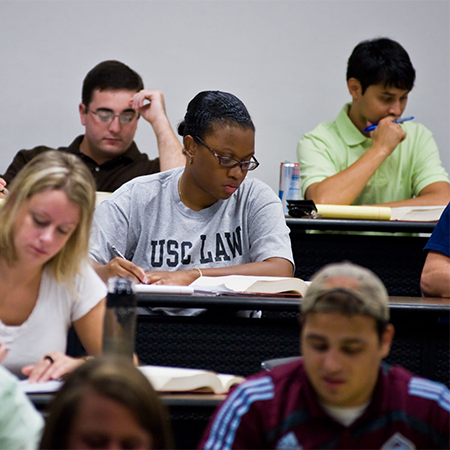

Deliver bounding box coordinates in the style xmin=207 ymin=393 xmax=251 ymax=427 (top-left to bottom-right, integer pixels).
xmin=421 ymin=252 xmax=450 ymax=298
xmin=199 ymin=258 xmax=294 ymax=278
xmin=421 ymin=269 xmax=450 ymax=298
xmin=369 ymin=182 xmax=450 ymax=207
xmin=306 ymin=144 xmax=390 ymax=205
xmin=151 ymin=116 xmax=185 ymax=171
xmin=91 ymin=258 xmax=109 ymax=284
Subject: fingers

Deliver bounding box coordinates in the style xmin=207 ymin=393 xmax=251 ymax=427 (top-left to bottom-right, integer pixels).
xmin=371 ymin=117 xmax=406 ymax=152
xmin=144 ymin=270 xmax=194 ymax=286
xmin=145 ymin=271 xmax=166 ymax=285
xmin=23 ymin=352 xmax=82 ymax=383
xmin=0 ymin=178 xmax=7 ymax=197
xmin=108 ymin=257 xmax=147 ymax=283
xmin=131 ymin=89 xmax=164 ymax=110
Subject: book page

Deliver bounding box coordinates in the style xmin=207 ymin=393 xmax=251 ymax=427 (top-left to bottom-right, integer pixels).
xmin=191 ymin=275 xmax=306 ymax=293
xmin=247 ymin=278 xmax=308 ymax=296
xmin=191 ymin=275 xmax=308 ymax=295
xmin=139 ymin=365 xmax=219 ymax=392
xmin=138 ymin=365 xmax=244 ymax=394
xmin=217 ymin=373 xmax=246 ymax=391
xmin=390 ymin=206 xmax=445 ymax=222
xmin=134 ymin=284 xmax=194 ymax=295
xmin=19 ymin=379 xmax=63 ymax=394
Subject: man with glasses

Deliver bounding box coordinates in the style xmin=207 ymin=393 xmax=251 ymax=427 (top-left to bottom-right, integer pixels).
xmin=0 ymin=60 xmax=184 ymax=194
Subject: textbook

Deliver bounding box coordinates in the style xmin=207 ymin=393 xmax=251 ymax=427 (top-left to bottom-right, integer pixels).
xmin=138 ymin=365 xmax=245 ymax=394
xmin=190 ymin=275 xmax=309 ymax=296
xmin=390 ymin=205 xmax=445 ymax=222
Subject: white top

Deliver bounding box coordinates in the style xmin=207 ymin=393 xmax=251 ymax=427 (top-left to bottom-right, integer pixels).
xmin=0 ymin=263 xmax=106 ymax=378
xmin=321 ymin=401 xmax=370 ymax=426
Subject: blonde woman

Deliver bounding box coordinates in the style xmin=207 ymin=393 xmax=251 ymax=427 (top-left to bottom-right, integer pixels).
xmin=0 ymin=151 xmax=106 ymax=382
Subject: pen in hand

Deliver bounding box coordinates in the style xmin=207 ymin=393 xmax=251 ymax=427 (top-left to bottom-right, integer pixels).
xmin=111 ymin=245 xmax=126 ymax=260
xmin=110 ymin=245 xmax=147 ymax=284
xmin=364 ymin=116 xmax=414 ymax=132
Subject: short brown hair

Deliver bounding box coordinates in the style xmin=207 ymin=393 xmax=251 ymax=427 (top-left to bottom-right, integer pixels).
xmin=39 ymin=356 xmax=174 ymax=449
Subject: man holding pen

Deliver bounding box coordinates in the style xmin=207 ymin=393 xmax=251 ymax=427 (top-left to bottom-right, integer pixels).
xmin=297 ymin=37 xmax=450 ymax=207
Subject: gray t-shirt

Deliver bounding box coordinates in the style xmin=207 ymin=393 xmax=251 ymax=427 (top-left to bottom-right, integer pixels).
xmin=90 ymin=168 xmax=293 ymax=271
xmin=90 ymin=167 xmax=294 ymax=314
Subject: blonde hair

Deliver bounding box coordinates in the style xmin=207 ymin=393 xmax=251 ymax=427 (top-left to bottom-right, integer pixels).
xmin=0 ymin=151 xmax=96 ymax=285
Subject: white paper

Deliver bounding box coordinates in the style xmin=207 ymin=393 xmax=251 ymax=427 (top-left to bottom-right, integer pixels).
xmin=19 ymin=379 xmax=63 ymax=393
xmin=134 ymin=284 xmax=194 ymax=295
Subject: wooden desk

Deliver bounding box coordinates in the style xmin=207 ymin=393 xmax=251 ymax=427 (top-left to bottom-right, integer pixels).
xmin=286 ymin=218 xmax=435 ymax=296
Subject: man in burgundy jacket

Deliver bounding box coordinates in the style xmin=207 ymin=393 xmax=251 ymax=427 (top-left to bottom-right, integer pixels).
xmin=200 ymin=262 xmax=450 ymax=449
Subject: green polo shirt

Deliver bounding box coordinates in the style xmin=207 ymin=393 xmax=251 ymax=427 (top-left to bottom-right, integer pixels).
xmin=0 ymin=366 xmax=44 ymax=450
xmin=297 ymin=104 xmax=449 ymax=205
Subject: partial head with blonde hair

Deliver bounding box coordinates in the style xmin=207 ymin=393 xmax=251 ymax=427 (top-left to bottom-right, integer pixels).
xmin=0 ymin=150 xmax=96 ymax=284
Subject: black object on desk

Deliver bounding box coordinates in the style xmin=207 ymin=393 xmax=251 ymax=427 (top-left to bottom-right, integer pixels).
xmin=286 ymin=218 xmax=435 ymax=296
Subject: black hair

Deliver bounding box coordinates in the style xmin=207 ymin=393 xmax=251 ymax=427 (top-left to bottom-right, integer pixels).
xmin=346 ymin=38 xmax=416 ymax=94
xmin=177 ymin=90 xmax=255 ymax=139
xmin=82 ymin=60 xmax=144 ymax=106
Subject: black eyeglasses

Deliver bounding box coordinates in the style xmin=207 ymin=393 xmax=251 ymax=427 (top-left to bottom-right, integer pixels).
xmin=87 ymin=107 xmax=137 ymax=124
xmin=194 ymin=136 xmax=259 ymax=171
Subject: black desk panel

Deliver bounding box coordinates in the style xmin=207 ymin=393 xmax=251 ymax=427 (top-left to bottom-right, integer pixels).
xmin=286 ymin=218 xmax=434 ymax=296
xmin=135 ymin=295 xmax=450 ymax=387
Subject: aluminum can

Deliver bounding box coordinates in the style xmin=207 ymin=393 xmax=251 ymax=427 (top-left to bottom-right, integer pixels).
xmin=279 ymin=162 xmax=301 ymax=215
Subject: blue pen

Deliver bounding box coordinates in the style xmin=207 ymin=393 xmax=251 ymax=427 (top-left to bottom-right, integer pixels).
xmin=364 ymin=116 xmax=414 ymax=132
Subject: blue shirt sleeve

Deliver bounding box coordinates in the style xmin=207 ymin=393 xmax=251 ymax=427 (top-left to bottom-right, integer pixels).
xmin=424 ymin=203 xmax=450 ymax=257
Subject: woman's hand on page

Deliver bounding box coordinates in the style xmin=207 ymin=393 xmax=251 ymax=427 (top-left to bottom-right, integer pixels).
xmin=22 ymin=352 xmax=84 ymax=383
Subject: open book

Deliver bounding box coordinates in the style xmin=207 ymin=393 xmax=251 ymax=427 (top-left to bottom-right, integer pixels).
xmin=138 ymin=365 xmax=245 ymax=394
xmin=190 ymin=275 xmax=309 ymax=296
xmin=390 ymin=206 xmax=445 ymax=222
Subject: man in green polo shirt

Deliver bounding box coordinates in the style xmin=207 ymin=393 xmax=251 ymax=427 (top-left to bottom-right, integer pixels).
xmin=297 ymin=37 xmax=450 ymax=207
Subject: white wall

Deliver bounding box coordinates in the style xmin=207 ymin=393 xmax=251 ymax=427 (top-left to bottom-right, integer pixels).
xmin=0 ymin=0 xmax=448 ymax=194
